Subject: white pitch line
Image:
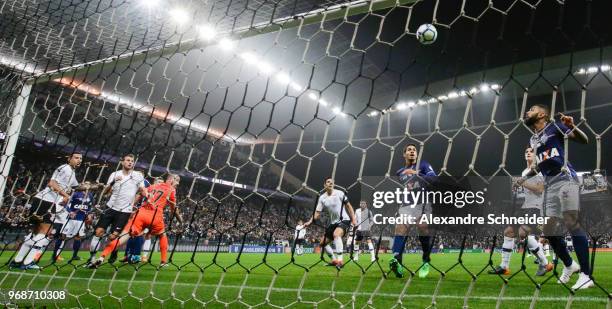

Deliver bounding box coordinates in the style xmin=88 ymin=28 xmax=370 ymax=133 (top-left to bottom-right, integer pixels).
xmin=0 ymin=271 xmax=608 ymax=303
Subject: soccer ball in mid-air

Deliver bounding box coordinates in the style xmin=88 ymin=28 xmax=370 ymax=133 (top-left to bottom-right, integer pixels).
xmin=416 ymin=24 xmax=437 ymax=45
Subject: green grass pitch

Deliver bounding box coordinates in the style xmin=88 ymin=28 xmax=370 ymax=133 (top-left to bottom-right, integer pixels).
xmin=1 ymin=250 xmax=610 ymax=308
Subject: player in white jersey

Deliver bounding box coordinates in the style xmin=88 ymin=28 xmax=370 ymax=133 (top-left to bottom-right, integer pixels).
xmin=352 ymin=201 xmax=376 ymax=262
xmin=87 ymin=154 xmax=146 ymax=266
xmin=304 ymin=177 xmax=357 ymax=268
xmin=10 ymin=152 xmax=84 ymax=270
xmin=489 ymin=147 xmax=552 ymax=276
xmin=294 ymin=220 xmax=307 ymax=256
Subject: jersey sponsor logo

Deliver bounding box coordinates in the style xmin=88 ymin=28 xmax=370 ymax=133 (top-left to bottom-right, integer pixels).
xmin=536 ymin=147 xmax=560 ymax=163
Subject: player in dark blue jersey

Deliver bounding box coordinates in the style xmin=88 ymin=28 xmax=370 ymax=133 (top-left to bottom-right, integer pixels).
xmin=389 ymin=143 xmax=437 ymax=279
xmin=53 ymin=181 xmax=100 ymax=261
xmin=521 ymin=104 xmax=592 ymax=290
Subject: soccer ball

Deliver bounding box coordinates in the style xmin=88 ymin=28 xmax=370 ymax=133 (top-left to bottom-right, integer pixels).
xmin=416 ymin=24 xmax=437 ymax=45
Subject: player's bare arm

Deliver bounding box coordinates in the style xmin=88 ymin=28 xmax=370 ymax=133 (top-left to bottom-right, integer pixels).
xmin=345 ymin=202 xmax=357 ymax=226
xmin=558 ymin=113 xmax=588 ymax=144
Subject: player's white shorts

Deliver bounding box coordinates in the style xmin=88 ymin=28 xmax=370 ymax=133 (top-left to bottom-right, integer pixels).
xmin=61 ymin=220 xmax=86 ymax=238
xmin=544 ymin=179 xmax=579 ymax=218
xmin=398 ymin=203 xmax=432 ymax=219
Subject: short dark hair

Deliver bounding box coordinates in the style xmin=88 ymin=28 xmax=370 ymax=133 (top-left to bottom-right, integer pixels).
xmin=324 ymin=176 xmax=333 ymax=182
xmin=532 ymin=104 xmax=550 ymax=116
xmin=403 ymin=143 xmax=418 ymax=153
xmin=68 ymin=152 xmax=82 ymax=159
xmin=122 ymin=154 xmax=135 ymax=160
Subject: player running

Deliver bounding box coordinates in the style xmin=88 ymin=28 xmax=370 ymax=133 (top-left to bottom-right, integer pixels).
xmin=91 ymin=174 xmax=183 ymax=268
xmin=294 ymin=220 xmax=307 ymax=256
xmin=390 ymin=144 xmax=437 ymax=278
xmin=520 ymin=104 xmax=592 ymax=290
xmin=87 ymin=154 xmax=147 ymax=266
xmin=10 ymin=152 xmax=83 ymax=270
xmin=488 ymin=146 xmax=552 ymax=276
xmin=304 ymin=177 xmax=357 ymax=268
xmin=352 ymin=200 xmax=376 ymax=262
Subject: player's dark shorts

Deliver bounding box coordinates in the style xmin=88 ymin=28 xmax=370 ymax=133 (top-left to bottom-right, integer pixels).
xmin=324 ymin=220 xmax=351 ymax=240
xmin=295 ymin=239 xmax=305 ymax=245
xmin=355 ymin=230 xmax=371 ymax=241
xmin=95 ymin=209 xmax=132 ymax=234
xmin=28 ymin=199 xmax=54 ymax=224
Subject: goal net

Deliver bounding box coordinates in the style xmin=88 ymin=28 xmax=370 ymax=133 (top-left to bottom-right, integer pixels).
xmin=0 ymin=0 xmax=611 ymax=307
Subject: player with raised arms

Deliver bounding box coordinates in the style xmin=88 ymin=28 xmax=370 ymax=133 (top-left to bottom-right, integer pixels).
xmin=520 ymin=104 xmax=592 ymax=290
xmin=488 ymin=146 xmax=552 ymax=276
xmin=86 ymin=154 xmax=147 ymax=266
xmin=389 ymin=143 xmax=437 ymax=278
xmin=304 ymin=177 xmax=357 ymax=268
xmin=352 ymin=200 xmax=376 ymax=262
xmin=91 ymin=173 xmax=184 ymax=268
xmin=10 ymin=152 xmax=83 ymax=270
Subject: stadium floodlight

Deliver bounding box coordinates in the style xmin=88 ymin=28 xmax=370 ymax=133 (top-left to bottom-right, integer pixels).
xmin=480 ymin=83 xmax=490 ymax=91
xmin=290 ymin=83 xmax=303 ymax=91
xmin=276 ymin=72 xmax=291 ymax=84
xmin=447 ymin=91 xmax=459 ymax=99
xmin=308 ymin=92 xmax=318 ymax=100
xmin=407 ymin=101 xmax=416 ymax=108
xmin=197 ymin=25 xmax=217 ymax=40
xmin=332 ymin=107 xmax=341 ymax=114
xmin=587 ymin=66 xmax=598 ymax=73
xmin=601 ymin=64 xmax=611 ymax=72
xmin=169 ymin=8 xmax=189 ymax=25
xmin=368 ymin=111 xmax=379 ymax=117
xmin=396 ymin=103 xmax=407 ymax=110
xmin=141 ymin=0 xmax=159 ymax=8
xmin=491 ymin=84 xmax=500 ymax=90
xmin=240 ymin=52 xmax=258 ymax=64
xmin=257 ymin=62 xmax=274 ymax=74
xmin=318 ymin=99 xmax=328 ymax=106
xmin=218 ymin=38 xmax=236 ymax=51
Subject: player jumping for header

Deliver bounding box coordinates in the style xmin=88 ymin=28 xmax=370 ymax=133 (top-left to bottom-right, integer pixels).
xmin=520 ymin=104 xmax=592 ymax=290
xmin=390 ymin=143 xmax=437 ymax=278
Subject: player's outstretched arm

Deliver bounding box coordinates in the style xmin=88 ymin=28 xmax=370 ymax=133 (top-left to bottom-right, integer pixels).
xmin=345 ymin=202 xmax=357 ymax=226
xmin=304 ymin=211 xmax=320 ymax=227
xmin=558 ymin=113 xmax=589 ymax=144
xmin=521 ymin=178 xmax=544 ymax=194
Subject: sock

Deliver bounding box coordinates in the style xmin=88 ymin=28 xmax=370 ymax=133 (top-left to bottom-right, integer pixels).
xmin=133 ymin=236 xmax=145 ymax=256
xmin=547 ymin=236 xmax=573 ymax=267
xmin=324 ymin=244 xmax=334 ymax=258
xmin=125 ymin=237 xmax=135 ymax=257
xmin=159 ymin=234 xmax=168 ymax=263
xmin=354 ymin=242 xmax=360 ymax=259
xmin=526 ymin=235 xmax=548 ymax=265
xmin=90 ymin=236 xmax=101 ymax=257
xmin=101 ymin=238 xmax=120 ymax=258
xmin=23 ymin=234 xmax=50 ymax=265
xmin=333 ymin=237 xmax=343 ymax=262
xmin=419 ymin=236 xmax=432 ymax=263
xmin=392 ymin=236 xmax=406 ymax=264
xmin=14 ymin=233 xmax=34 ymax=263
xmin=72 ymin=239 xmax=82 ymax=259
xmin=500 ymin=236 xmax=514 ymax=269
xmin=53 ymin=239 xmax=65 ymax=260
xmin=142 ymin=238 xmax=152 ymax=256
xmin=570 ymin=228 xmax=591 ymax=275
xmin=368 ymin=242 xmax=375 ymax=260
